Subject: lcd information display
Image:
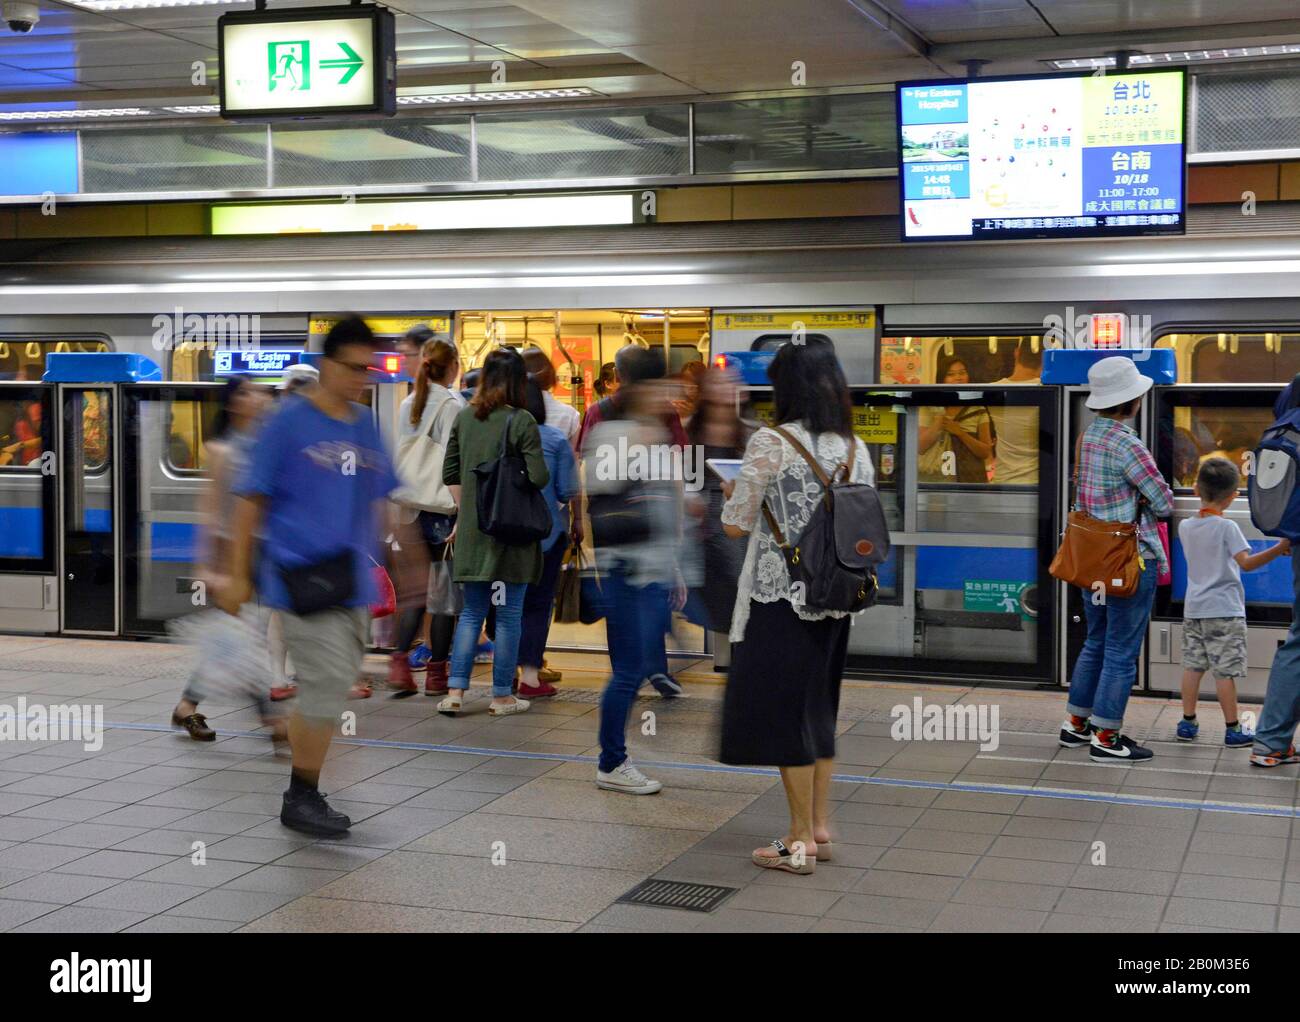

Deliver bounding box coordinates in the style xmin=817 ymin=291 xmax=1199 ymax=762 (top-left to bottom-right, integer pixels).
xmin=896 ymin=69 xmax=1186 ymax=242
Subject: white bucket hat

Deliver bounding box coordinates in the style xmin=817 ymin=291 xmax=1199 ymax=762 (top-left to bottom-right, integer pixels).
xmin=1085 ymin=355 xmax=1152 ymax=410
xmin=279 ymin=363 xmax=319 ymax=391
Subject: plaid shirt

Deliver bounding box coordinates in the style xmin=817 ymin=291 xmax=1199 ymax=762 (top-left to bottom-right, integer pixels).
xmin=1076 ymin=416 xmax=1173 ymax=575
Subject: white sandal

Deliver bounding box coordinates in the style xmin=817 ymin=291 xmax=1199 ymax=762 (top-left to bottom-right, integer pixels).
xmin=751 ymin=839 xmax=816 ymax=875
xmin=437 ymin=692 xmax=463 ymax=717
xmin=488 ymin=696 xmax=531 ymax=717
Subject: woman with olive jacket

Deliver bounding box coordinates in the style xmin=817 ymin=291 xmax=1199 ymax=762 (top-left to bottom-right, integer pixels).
xmin=438 ymin=348 xmax=549 ymax=718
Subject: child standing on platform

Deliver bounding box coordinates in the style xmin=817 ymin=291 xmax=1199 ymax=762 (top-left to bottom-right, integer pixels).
xmin=1178 ymin=457 xmax=1289 ymax=747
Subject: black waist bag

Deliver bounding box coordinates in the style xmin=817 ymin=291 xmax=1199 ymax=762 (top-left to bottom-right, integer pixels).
xmin=280 ymin=549 xmax=356 ymax=616
xmin=589 ymin=485 xmax=658 ymax=547
xmin=761 ymin=426 xmax=890 ymax=614
xmin=474 ymin=409 xmax=552 ymax=546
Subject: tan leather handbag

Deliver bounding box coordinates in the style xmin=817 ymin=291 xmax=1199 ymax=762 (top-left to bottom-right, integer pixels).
xmin=1050 ymin=432 xmax=1142 ymax=598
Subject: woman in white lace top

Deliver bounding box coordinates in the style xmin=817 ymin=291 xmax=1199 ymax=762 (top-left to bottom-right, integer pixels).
xmin=718 ymin=340 xmax=874 ymax=875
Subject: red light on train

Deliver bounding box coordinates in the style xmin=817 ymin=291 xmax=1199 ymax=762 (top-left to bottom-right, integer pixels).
xmin=713 ymin=354 xmax=727 ymax=369
xmin=383 ymin=355 xmax=400 ymax=373
xmin=1089 ymin=314 xmax=1125 ymax=349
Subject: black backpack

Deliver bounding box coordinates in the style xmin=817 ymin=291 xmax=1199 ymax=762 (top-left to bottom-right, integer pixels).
xmin=473 ymin=410 xmax=552 ymax=546
xmin=760 ymin=426 xmax=890 ymax=613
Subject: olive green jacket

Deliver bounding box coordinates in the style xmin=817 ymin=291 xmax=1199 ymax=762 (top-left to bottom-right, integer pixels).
xmin=442 ymin=405 xmax=549 ymax=584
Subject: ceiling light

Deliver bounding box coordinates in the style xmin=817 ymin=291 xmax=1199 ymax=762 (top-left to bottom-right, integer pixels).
xmin=396 ymin=88 xmax=596 ymax=105
xmin=0 ymin=107 xmax=155 ymax=121
xmin=1051 ymin=45 xmax=1300 ymax=70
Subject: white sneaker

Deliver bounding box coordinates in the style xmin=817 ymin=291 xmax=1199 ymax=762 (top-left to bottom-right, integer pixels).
xmin=596 ymin=761 xmax=662 ymax=795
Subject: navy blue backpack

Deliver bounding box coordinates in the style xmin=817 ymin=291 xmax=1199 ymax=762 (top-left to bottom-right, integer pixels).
xmin=1249 ymin=374 xmax=1300 ymax=541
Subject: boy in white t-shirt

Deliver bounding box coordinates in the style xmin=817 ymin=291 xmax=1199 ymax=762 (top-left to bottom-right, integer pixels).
xmin=1178 ymin=457 xmax=1289 ymax=747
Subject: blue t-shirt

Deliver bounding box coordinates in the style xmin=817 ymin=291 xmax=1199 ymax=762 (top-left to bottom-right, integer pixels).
xmin=235 ymin=395 xmax=399 ymax=610
xmin=539 ymin=422 xmax=579 ymax=552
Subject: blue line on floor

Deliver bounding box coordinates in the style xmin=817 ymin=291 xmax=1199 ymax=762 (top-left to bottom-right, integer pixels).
xmin=105 ymin=717 xmax=1300 ymax=820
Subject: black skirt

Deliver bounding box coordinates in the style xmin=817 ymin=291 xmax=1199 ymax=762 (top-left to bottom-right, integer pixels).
xmin=719 ymin=597 xmax=850 ymax=767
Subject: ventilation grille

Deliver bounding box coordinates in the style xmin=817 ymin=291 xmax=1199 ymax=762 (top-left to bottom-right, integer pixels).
xmin=616 ymin=879 xmax=737 ymax=913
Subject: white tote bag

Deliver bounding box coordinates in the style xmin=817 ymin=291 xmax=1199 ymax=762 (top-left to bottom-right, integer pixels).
xmin=394 ymin=393 xmax=458 ymax=514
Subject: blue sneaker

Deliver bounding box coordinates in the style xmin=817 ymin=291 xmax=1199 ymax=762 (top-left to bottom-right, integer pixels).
xmin=646 ymin=673 xmax=683 ymax=698
xmin=474 ymin=640 xmax=494 ymax=664
xmin=407 ymin=644 xmax=432 ymax=671
xmin=1225 ymin=727 xmax=1254 ymax=748
xmin=1176 ymin=719 xmax=1199 ymax=742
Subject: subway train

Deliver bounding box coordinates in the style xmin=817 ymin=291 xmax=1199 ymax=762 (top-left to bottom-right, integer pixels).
xmin=4 ymin=207 xmax=1300 ymax=702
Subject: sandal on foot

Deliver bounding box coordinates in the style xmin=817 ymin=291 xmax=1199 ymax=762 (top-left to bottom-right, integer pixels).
xmin=488 ymin=697 xmax=531 ymax=717
xmin=751 ymin=839 xmax=815 ymax=875
xmin=437 ymin=693 xmax=464 ymax=717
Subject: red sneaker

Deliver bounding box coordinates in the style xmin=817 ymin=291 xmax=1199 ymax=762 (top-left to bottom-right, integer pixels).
xmin=425 ymin=660 xmax=449 ymax=697
xmin=349 ymin=679 xmax=373 ymax=700
xmin=387 ymin=653 xmax=417 ymax=695
xmin=516 ymin=679 xmax=557 ymax=699
xmin=269 ymin=683 xmax=298 ymax=702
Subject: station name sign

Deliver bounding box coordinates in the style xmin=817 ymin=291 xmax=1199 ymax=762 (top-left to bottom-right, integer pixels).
xmin=218 ymin=4 xmax=396 ymax=118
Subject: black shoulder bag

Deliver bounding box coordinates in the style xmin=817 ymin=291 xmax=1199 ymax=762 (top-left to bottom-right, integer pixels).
xmin=474 ymin=409 xmax=552 ymax=546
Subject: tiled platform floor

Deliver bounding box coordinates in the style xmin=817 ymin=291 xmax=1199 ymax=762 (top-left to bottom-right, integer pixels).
xmin=0 ymin=633 xmax=1298 ymax=933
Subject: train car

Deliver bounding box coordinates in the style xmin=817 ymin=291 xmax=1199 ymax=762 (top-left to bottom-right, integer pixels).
xmin=3 ymin=213 xmax=1300 ymax=700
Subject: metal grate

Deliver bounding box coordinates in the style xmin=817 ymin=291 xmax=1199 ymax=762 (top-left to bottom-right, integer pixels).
xmin=616 ymin=879 xmax=737 ymax=913
xmin=1195 ymin=71 xmax=1300 ymax=154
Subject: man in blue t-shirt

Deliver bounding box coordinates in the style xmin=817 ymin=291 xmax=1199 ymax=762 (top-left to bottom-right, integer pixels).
xmin=221 ymin=316 xmax=399 ymax=836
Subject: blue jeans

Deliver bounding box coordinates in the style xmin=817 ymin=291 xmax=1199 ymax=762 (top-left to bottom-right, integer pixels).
xmin=449 ymin=581 xmax=526 ymax=697
xmin=1066 ymin=563 xmax=1157 ymax=731
xmin=599 ymin=569 xmax=665 ymax=773
xmin=517 ymin=540 xmax=567 ymax=669
xmin=1255 ymin=553 xmax=1300 ymax=754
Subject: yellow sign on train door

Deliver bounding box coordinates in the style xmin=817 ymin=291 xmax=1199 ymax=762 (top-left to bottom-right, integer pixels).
xmin=853 ymin=406 xmax=897 ymax=444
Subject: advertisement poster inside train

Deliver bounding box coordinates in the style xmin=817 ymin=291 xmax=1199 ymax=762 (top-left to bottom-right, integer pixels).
xmin=897 ymin=69 xmax=1185 ymax=241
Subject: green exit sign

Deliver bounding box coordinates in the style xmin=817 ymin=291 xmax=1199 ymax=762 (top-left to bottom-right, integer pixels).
xmin=218 ymin=5 xmax=396 ymax=118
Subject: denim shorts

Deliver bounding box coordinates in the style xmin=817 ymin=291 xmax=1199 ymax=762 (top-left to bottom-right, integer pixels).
xmin=1182 ymin=616 xmax=1248 ymax=680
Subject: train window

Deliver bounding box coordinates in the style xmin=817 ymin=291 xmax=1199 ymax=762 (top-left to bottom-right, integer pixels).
xmin=918 ymin=403 xmax=996 ymax=485
xmin=0 ymin=395 xmax=44 ymax=470
xmin=0 ymin=339 xmax=110 ymax=382
xmin=162 ymin=398 xmax=216 ymax=476
xmin=1168 ymin=404 xmax=1272 ymax=491
xmin=1158 ymin=333 xmax=1300 ymax=384
xmin=880 ymin=335 xmax=1041 ymax=385
xmin=81 ymin=391 xmax=110 ymax=473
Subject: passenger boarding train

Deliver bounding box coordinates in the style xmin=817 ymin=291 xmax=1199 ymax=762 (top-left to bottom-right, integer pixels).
xmin=4 ymin=207 xmax=1300 ymax=701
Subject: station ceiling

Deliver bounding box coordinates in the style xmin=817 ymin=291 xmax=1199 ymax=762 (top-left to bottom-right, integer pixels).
xmin=3 ymin=0 xmax=1300 ymax=109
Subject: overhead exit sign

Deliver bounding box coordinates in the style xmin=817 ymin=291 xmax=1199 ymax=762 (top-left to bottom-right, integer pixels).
xmin=218 ymin=4 xmax=396 ymax=118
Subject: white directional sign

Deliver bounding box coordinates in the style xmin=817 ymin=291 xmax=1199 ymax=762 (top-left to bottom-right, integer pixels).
xmin=219 ymin=5 xmax=396 ymax=118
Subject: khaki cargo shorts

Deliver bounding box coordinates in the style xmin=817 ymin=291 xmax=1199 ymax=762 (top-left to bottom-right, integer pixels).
xmin=1182 ymin=616 xmax=1248 ymax=680
xmin=279 ymin=606 xmax=369 ymax=722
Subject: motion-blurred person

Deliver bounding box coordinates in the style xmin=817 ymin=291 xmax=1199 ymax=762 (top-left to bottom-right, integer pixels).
xmin=396 ymin=323 xmax=433 ymax=381
xmin=577 ymin=343 xmax=689 ymax=452
xmin=390 ymin=338 xmax=464 ymax=696
xmin=688 ymin=366 xmax=749 ymax=662
xmin=718 ymin=341 xmax=874 ymax=873
xmin=584 ymin=348 xmax=687 ymax=794
xmin=990 ymin=339 xmax=1041 ymax=485
xmin=171 ymin=374 xmax=284 ymax=745
xmin=516 ymin=376 xmax=580 ymax=699
xmin=222 ymin=317 xmax=400 ymax=836
xmin=522 ymin=346 xmax=581 ymax=448
xmin=594 ymin=362 xmax=618 ymax=399
xmin=266 ymin=362 xmax=320 ymax=703
xmin=436 ymin=348 xmax=548 ymax=717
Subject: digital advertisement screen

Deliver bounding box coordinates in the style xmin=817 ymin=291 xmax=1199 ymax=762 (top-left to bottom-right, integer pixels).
xmin=896 ymin=69 xmax=1186 ymax=242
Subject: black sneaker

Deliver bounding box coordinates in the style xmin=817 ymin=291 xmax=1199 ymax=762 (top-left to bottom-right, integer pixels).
xmin=1058 ymin=718 xmax=1093 ymax=748
xmin=281 ymin=787 xmax=352 ymax=836
xmin=1089 ymin=732 xmax=1153 ymax=763
xmin=647 ymin=673 xmax=683 ymax=698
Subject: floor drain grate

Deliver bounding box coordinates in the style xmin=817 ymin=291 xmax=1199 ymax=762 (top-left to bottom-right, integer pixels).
xmin=616 ymin=879 xmax=737 ymax=913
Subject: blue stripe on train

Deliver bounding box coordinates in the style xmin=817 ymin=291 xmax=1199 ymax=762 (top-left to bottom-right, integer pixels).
xmin=0 ymin=508 xmax=196 ymax=562
xmin=876 ymin=545 xmax=1037 ymax=590
xmin=1171 ymin=539 xmax=1294 ymax=604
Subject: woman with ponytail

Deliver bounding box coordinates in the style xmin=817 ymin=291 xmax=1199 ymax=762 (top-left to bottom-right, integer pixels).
xmin=390 ymin=334 xmax=464 ymax=695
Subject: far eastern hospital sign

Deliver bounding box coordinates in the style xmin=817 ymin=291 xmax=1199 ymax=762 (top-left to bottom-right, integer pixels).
xmin=218 ymin=4 xmax=397 ymax=117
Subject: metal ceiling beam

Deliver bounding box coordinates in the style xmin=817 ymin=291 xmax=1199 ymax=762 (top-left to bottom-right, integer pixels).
xmin=929 ymin=19 xmax=1300 ymax=63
